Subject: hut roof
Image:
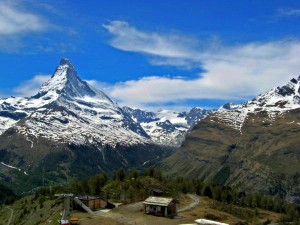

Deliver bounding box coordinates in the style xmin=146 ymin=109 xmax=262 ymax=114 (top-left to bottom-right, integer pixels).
xmin=143 ymin=196 xmax=174 ymax=206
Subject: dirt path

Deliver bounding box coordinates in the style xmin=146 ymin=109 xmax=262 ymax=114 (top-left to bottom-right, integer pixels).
xmin=6 ymin=206 xmax=13 ymax=225
xmin=94 ymin=202 xmax=144 ymax=225
xmin=178 ymin=194 xmax=201 ymax=212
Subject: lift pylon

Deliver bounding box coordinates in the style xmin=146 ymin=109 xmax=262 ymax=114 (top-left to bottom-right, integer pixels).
xmin=54 ymin=193 xmax=74 ymax=225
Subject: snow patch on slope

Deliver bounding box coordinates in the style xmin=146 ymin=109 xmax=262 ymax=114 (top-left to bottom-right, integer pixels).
xmin=1 ymin=162 xmax=28 ymax=175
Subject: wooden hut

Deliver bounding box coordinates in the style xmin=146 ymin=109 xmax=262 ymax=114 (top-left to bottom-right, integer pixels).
xmin=73 ymin=196 xmax=114 ymax=211
xmin=143 ymin=196 xmax=176 ymax=217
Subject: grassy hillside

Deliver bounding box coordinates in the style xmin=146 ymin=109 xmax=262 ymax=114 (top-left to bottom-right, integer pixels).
xmin=161 ymin=118 xmax=239 ymax=180
xmin=0 ymin=194 xmax=62 ymax=225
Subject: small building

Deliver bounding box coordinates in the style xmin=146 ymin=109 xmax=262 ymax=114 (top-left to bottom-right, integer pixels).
xmin=73 ymin=196 xmax=114 ymax=211
xmin=143 ymin=196 xmax=176 ymax=217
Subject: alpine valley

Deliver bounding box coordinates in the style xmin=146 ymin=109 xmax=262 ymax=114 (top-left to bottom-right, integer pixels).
xmin=1 ymin=59 xmax=299 ymax=203
xmin=161 ymin=75 xmax=300 ymax=203
xmin=0 ymin=59 xmax=211 ymax=193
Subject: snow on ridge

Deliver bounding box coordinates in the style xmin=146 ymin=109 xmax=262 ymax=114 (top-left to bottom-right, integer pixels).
xmin=39 ymin=66 xmax=68 ymax=95
xmin=121 ymin=107 xmax=189 ymax=146
xmin=214 ymin=76 xmax=300 ymax=132
xmin=123 ymin=106 xmax=213 ymax=146
xmin=15 ymin=99 xmax=150 ymax=148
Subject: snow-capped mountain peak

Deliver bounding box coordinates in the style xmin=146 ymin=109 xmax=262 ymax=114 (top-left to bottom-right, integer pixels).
xmin=0 ymin=59 xmax=150 ymax=146
xmin=37 ymin=58 xmax=97 ymax=100
xmin=59 ymin=57 xmax=75 ymax=68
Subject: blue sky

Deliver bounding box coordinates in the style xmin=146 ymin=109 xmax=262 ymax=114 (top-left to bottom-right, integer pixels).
xmin=0 ymin=0 xmax=299 ymax=111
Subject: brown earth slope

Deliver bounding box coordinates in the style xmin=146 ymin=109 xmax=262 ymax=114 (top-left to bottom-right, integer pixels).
xmin=162 ymin=108 xmax=300 ymax=203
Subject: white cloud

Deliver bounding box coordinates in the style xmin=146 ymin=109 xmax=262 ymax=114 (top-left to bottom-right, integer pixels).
xmin=103 ymin=21 xmax=199 ymax=68
xmin=278 ymin=8 xmax=300 ymax=17
xmin=86 ymin=80 xmax=113 ymax=92
xmin=0 ymin=2 xmax=51 ymax=52
xmin=0 ymin=3 xmax=47 ymax=35
xmin=101 ymin=21 xmax=300 ymax=109
xmin=13 ymin=75 xmax=50 ymax=97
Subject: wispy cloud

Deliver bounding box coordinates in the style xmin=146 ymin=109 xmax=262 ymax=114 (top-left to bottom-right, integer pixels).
xmin=101 ymin=21 xmax=300 ymax=109
xmin=0 ymin=1 xmax=54 ymax=53
xmin=277 ymin=8 xmax=300 ymax=17
xmin=103 ymin=21 xmax=200 ymax=68
xmin=13 ymin=75 xmax=50 ymax=97
xmin=0 ymin=3 xmax=47 ymax=35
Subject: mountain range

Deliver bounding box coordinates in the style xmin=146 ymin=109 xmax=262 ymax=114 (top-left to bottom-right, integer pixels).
xmin=161 ymin=75 xmax=300 ymax=203
xmin=1 ymin=58 xmax=299 ymax=202
xmin=122 ymin=106 xmax=212 ymax=146
xmin=0 ymin=59 xmax=210 ymax=193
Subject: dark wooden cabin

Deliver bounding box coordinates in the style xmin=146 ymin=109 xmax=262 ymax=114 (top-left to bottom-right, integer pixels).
xmin=73 ymin=196 xmax=114 ymax=211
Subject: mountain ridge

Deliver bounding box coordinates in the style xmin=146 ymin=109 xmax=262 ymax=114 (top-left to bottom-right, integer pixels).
xmin=122 ymin=106 xmax=213 ymax=146
xmin=161 ymin=75 xmax=300 ymax=203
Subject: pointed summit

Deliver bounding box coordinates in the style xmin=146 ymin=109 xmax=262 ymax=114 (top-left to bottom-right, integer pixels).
xmin=57 ymin=58 xmax=77 ymax=76
xmin=52 ymin=58 xmax=78 ymax=79
xmin=35 ymin=58 xmax=98 ymax=100
xmin=59 ymin=58 xmax=74 ymax=67
xmin=27 ymin=58 xmax=117 ymax=111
